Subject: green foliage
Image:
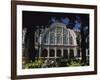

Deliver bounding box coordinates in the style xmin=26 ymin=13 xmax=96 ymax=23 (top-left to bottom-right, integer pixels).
xmin=23 ymin=58 xmax=82 ymax=69
xmin=56 ymin=57 xmax=68 ymax=67
xmin=56 ymin=57 xmax=82 ymax=67
xmin=23 ymin=58 xmax=44 ymax=69
xmin=67 ymin=59 xmax=82 ymax=67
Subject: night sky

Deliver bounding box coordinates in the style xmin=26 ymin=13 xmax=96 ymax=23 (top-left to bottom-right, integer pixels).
xmin=22 ymin=11 xmax=89 ymax=30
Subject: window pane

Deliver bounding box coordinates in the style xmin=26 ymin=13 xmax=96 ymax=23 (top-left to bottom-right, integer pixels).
xmin=57 ymin=27 xmax=62 ymax=33
xmin=69 ymin=36 xmax=73 ymax=44
xmin=57 ymin=34 xmax=62 ymax=44
xmin=50 ymin=33 xmax=55 ymax=44
xmin=57 ymin=49 xmax=62 ymax=57
xmin=63 ymin=29 xmax=68 ymax=44
xmin=41 ymin=49 xmax=48 ymax=57
xmin=50 ymin=49 xmax=55 ymax=57
xmin=63 ymin=29 xmax=68 ymax=34
xmin=63 ymin=34 xmax=68 ymax=44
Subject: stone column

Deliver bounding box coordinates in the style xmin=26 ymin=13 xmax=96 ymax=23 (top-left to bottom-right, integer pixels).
xmin=62 ymin=48 xmax=63 ymax=57
xmin=48 ymin=47 xmax=49 ymax=58
xmin=68 ymin=48 xmax=70 ymax=59
xmin=55 ymin=47 xmax=57 ymax=58
xmin=74 ymin=47 xmax=77 ymax=58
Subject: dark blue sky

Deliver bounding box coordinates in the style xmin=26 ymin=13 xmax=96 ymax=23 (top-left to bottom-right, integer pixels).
xmin=51 ymin=17 xmax=81 ymax=30
xmin=22 ymin=11 xmax=89 ymax=30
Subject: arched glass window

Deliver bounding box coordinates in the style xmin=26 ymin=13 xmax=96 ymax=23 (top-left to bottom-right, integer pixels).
xmin=57 ymin=49 xmax=62 ymax=57
xmin=63 ymin=49 xmax=68 ymax=58
xmin=50 ymin=49 xmax=55 ymax=57
xmin=41 ymin=49 xmax=48 ymax=57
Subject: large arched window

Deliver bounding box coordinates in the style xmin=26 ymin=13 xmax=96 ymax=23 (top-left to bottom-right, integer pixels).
xmin=35 ymin=22 xmax=77 ymax=46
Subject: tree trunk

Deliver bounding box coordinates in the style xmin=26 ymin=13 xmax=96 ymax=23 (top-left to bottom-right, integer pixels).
xmin=81 ymin=26 xmax=86 ymax=65
xmin=25 ymin=27 xmax=36 ymax=62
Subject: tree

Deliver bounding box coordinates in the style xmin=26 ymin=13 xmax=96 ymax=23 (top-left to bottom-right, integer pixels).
xmin=25 ymin=26 xmax=36 ymax=62
xmin=80 ymin=15 xmax=89 ymax=65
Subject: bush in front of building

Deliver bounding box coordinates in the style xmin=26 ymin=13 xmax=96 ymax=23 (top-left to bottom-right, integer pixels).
xmin=23 ymin=57 xmax=82 ymax=69
xmin=56 ymin=57 xmax=68 ymax=67
xmin=67 ymin=58 xmax=82 ymax=67
xmin=55 ymin=57 xmax=82 ymax=67
xmin=23 ymin=58 xmax=44 ymax=69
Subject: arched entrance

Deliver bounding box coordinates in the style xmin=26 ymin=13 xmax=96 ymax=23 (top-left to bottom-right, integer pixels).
xmin=41 ymin=49 xmax=48 ymax=57
xmin=49 ymin=49 xmax=55 ymax=57
xmin=63 ymin=49 xmax=68 ymax=58
xmin=57 ymin=49 xmax=62 ymax=57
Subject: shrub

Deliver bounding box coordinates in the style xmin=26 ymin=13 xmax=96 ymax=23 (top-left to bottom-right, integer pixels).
xmin=67 ymin=59 xmax=82 ymax=67
xmin=56 ymin=57 xmax=68 ymax=67
xmin=22 ymin=58 xmax=82 ymax=69
xmin=23 ymin=58 xmax=44 ymax=69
